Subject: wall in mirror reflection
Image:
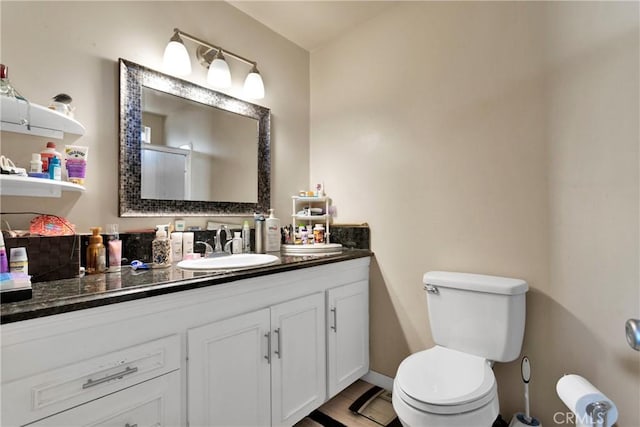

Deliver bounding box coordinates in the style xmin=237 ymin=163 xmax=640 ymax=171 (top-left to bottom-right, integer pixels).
xmin=140 ymin=86 xmax=258 ymax=203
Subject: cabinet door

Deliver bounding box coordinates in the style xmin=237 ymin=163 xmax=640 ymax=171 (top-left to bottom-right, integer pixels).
xmin=271 ymin=292 xmax=326 ymax=427
xmin=27 ymin=370 xmax=181 ymax=426
xmin=327 ymin=280 xmax=370 ymax=397
xmin=188 ymin=309 xmax=271 ymax=427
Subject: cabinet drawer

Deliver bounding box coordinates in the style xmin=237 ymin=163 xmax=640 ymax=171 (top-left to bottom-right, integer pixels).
xmin=2 ymin=334 xmax=180 ymax=426
xmin=26 ymin=370 xmax=181 ymax=426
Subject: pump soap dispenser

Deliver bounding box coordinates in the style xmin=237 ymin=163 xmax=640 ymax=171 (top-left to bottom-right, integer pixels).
xmin=152 ymin=225 xmax=171 ymax=268
xmin=265 ymin=208 xmax=281 ymax=252
xmin=86 ymin=227 xmax=106 ymax=274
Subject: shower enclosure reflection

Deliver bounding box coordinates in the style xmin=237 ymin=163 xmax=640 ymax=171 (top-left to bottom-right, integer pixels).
xmin=141 ymin=87 xmax=258 ymax=203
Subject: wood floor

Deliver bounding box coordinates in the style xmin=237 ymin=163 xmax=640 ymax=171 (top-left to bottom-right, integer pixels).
xmin=295 ymin=380 xmax=394 ymax=427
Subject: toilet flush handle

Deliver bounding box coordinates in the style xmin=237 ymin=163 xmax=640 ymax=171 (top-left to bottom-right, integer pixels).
xmin=626 ymin=319 xmax=640 ymax=351
xmin=424 ymin=283 xmax=439 ymax=295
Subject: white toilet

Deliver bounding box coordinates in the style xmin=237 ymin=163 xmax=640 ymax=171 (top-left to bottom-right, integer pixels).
xmin=392 ymin=271 xmax=528 ymax=427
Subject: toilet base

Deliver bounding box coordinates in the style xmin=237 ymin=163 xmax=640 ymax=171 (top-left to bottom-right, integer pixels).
xmin=392 ymin=381 xmax=499 ymax=427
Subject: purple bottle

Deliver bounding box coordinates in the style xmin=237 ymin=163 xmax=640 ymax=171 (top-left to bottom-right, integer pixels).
xmin=0 ymin=232 xmax=8 ymax=273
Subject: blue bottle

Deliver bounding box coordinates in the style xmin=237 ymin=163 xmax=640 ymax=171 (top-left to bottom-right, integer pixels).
xmin=48 ymin=156 xmax=61 ymax=180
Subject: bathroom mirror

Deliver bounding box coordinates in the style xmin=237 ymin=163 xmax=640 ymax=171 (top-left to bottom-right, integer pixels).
xmin=119 ymin=59 xmax=270 ymax=217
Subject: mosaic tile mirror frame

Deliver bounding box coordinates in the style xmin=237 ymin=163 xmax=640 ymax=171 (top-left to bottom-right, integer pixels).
xmin=119 ymin=59 xmax=271 ymax=217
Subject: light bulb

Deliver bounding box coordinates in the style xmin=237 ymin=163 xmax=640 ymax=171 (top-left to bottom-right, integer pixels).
xmin=163 ymin=33 xmax=191 ymax=76
xmin=244 ymin=64 xmax=265 ymax=99
xmin=207 ymin=51 xmax=231 ymax=88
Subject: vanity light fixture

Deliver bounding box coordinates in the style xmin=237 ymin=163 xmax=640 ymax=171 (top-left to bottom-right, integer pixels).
xmin=162 ymin=28 xmax=265 ymax=99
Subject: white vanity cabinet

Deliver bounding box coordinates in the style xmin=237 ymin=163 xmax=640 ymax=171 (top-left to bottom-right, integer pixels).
xmin=188 ymin=292 xmax=326 ymax=427
xmin=1 ymin=333 xmax=182 ymax=427
xmin=26 ymin=371 xmax=181 ymax=427
xmin=1 ymin=256 xmax=370 ymax=427
xmin=326 ymin=280 xmax=370 ymax=397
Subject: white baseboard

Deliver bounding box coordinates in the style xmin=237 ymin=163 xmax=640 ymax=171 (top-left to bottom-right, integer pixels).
xmin=361 ymin=370 xmax=394 ymax=391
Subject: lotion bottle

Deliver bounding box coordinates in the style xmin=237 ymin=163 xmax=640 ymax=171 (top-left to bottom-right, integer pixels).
xmin=86 ymin=227 xmax=106 ymax=274
xmin=9 ymin=247 xmax=28 ymax=274
xmin=265 ymin=209 xmax=281 ymax=252
xmin=171 ymin=232 xmax=183 ymax=262
xmin=232 ymin=232 xmax=242 ymax=254
xmin=182 ymin=232 xmax=194 ymax=257
xmin=106 ymin=223 xmax=122 ymax=272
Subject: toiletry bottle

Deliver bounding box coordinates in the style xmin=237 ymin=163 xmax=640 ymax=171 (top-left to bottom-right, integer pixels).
xmin=232 ymin=232 xmax=242 ymax=254
xmin=48 ymin=156 xmax=61 ymax=180
xmin=30 ymin=153 xmax=42 ymax=173
xmin=0 ymin=233 xmax=8 ymax=273
xmin=106 ymin=224 xmax=122 ymax=272
xmin=265 ymin=209 xmax=281 ymax=252
xmin=242 ymin=220 xmax=251 ymax=253
xmin=152 ymin=225 xmax=171 ymax=268
xmin=313 ymin=224 xmax=325 ymax=244
xmin=86 ymin=227 xmax=106 ymax=274
xmin=171 ymin=232 xmax=183 ymax=262
xmin=40 ymin=141 xmax=62 ymax=173
xmin=254 ymin=215 xmax=265 ymax=254
xmin=301 ymin=226 xmax=308 ymax=245
xmin=0 ymin=64 xmax=26 ymax=99
xmin=182 ymin=232 xmax=194 ymax=257
xmin=9 ymin=247 xmax=28 ymax=274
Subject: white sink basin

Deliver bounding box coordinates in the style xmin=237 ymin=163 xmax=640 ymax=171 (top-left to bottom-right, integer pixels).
xmin=177 ymin=254 xmax=280 ymax=270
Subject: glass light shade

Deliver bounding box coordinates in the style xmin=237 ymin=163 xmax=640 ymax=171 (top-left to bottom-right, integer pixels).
xmin=163 ymin=39 xmax=192 ymax=76
xmin=207 ymin=57 xmax=231 ymax=88
xmin=244 ymin=67 xmax=265 ymax=99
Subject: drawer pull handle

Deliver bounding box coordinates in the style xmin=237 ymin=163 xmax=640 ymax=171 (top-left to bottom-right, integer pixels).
xmin=125 ymin=424 xmax=138 ymax=427
xmin=82 ymin=366 xmax=138 ymax=389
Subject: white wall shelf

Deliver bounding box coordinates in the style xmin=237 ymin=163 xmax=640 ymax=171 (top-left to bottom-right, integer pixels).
xmin=0 ymin=175 xmax=85 ymax=198
xmin=0 ymin=96 xmax=85 ymax=139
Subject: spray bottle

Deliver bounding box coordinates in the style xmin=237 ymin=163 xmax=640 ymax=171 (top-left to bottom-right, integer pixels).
xmin=254 ymin=214 xmax=265 ymax=254
xmin=242 ymin=220 xmax=251 ymax=253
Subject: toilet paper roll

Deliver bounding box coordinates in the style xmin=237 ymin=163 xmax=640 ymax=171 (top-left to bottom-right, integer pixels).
xmin=556 ymin=374 xmax=618 ymax=427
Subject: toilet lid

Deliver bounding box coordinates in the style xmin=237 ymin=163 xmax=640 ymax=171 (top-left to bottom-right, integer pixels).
xmin=395 ymin=346 xmax=496 ymax=414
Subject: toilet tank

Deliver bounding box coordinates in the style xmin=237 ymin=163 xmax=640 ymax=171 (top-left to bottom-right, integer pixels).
xmin=424 ymin=271 xmax=528 ymax=362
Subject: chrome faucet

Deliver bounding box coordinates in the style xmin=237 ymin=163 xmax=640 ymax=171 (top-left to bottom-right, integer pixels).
xmin=195 ymin=241 xmax=214 ymax=257
xmin=215 ymin=225 xmax=233 ymax=255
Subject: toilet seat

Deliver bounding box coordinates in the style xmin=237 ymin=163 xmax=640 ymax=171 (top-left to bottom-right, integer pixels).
xmin=395 ymin=346 xmax=496 ymax=415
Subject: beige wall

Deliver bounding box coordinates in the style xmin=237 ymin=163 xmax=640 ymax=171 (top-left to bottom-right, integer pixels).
xmin=2 ymin=1 xmax=639 ymax=423
xmin=311 ymin=1 xmax=639 ymax=424
xmin=0 ymin=1 xmax=309 ymax=231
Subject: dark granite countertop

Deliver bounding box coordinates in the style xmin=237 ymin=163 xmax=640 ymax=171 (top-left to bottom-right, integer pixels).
xmin=0 ymin=250 xmax=372 ymax=324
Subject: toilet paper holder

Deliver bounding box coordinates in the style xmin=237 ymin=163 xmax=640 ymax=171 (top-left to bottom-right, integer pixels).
xmin=585 ymin=401 xmax=611 ymax=427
